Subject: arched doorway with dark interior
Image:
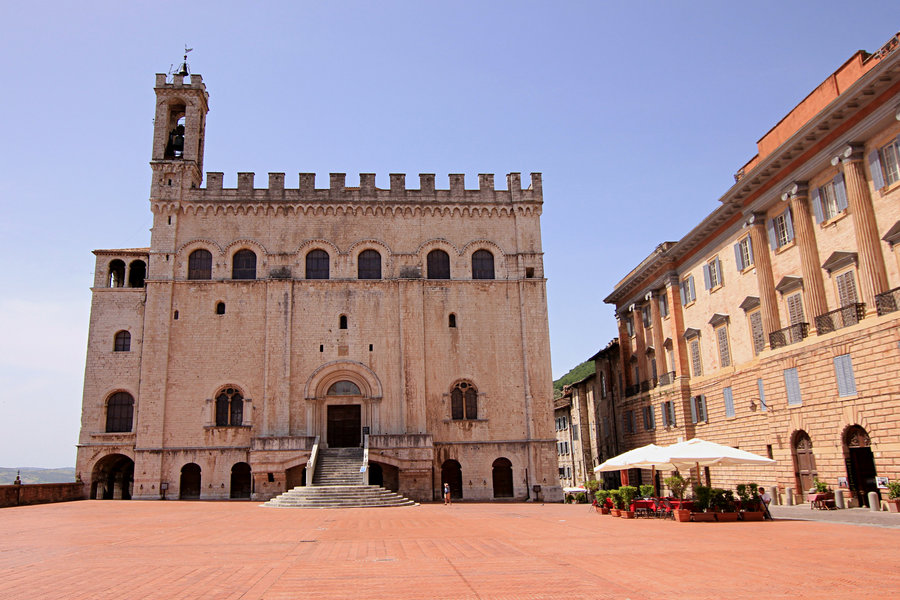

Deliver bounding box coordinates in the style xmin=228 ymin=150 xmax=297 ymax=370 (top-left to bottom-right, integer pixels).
xmin=492 ymin=457 xmax=514 ymax=498
xmin=843 ymin=425 xmax=879 ymax=507
xmin=441 ymin=459 xmax=463 ymax=500
xmin=91 ymin=453 xmax=134 ymax=500
xmin=286 ymin=464 xmax=306 ymax=489
xmin=230 ymin=462 xmax=252 ymax=499
xmin=180 ymin=463 xmax=201 ymax=499
xmin=791 ymin=430 xmax=818 ymax=498
xmin=368 ymin=461 xmax=399 ymax=491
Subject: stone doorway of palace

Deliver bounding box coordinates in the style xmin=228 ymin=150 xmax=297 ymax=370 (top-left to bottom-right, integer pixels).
xmin=844 ymin=425 xmax=879 ymax=507
xmin=327 ymin=404 xmax=361 ymax=448
xmin=791 ymin=430 xmax=817 ymax=496
xmin=91 ymin=453 xmax=134 ymax=500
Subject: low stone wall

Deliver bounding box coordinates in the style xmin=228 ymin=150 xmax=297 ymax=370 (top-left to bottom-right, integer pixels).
xmin=0 ymin=483 xmax=84 ymax=508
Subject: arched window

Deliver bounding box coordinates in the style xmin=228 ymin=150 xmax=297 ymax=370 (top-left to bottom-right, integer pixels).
xmin=232 ymin=249 xmax=257 ymax=280
xmin=216 ymin=302 xmax=225 ymax=315
xmin=427 ymin=249 xmax=450 ymax=279
xmin=358 ymin=249 xmax=382 ymax=279
xmin=449 ymin=313 xmax=457 ymax=328
xmin=128 ymin=260 xmax=146 ymax=287
xmin=188 ymin=249 xmax=212 ymax=280
xmin=327 ymin=380 xmax=361 ymax=395
xmin=215 ymin=387 xmax=243 ymax=426
xmin=450 ymin=381 xmax=478 ymax=420
xmin=108 ymin=260 xmax=126 ymax=288
xmin=306 ymin=249 xmax=330 ymax=279
xmin=105 ymin=392 xmax=134 ymax=433
xmin=113 ymin=330 xmax=131 ymax=352
xmin=472 ymin=249 xmax=495 ymax=280
xmin=339 ymin=315 xmax=348 ymax=329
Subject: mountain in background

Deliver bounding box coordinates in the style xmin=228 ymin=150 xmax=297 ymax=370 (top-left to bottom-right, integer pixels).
xmin=0 ymin=467 xmax=76 ymax=485
xmin=552 ymin=360 xmax=595 ymax=399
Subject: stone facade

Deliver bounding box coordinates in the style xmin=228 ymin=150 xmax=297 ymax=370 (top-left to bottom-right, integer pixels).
xmin=601 ymin=32 xmax=900 ymax=506
xmin=75 ymin=71 xmax=562 ymax=503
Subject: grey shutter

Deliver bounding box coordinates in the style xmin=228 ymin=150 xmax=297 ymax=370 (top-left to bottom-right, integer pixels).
xmin=784 ymin=208 xmax=794 ymax=242
xmin=747 ymin=237 xmax=754 ymax=265
xmin=811 ymin=187 xmax=824 ymax=223
xmin=688 ymin=276 xmax=696 ymax=302
xmin=670 ymin=402 xmax=677 ymax=426
xmin=734 ymin=242 xmax=744 ymax=271
xmin=649 ymin=405 xmax=655 ymax=429
xmin=757 ymin=378 xmax=767 ymax=412
xmin=660 ymin=402 xmax=667 ymax=426
xmin=680 ymin=281 xmax=687 ymax=305
xmin=703 ymin=264 xmax=712 ymax=290
xmin=834 ymin=355 xmax=857 ymax=397
xmin=724 ymin=388 xmax=734 ymax=418
xmin=785 ymin=368 xmax=802 ymax=406
xmin=700 ymin=396 xmax=707 ymax=422
xmin=869 ymin=150 xmax=885 ymax=189
xmin=767 ymin=218 xmax=777 ymax=249
xmin=690 ymin=397 xmax=698 ymax=423
xmin=833 ymin=173 xmax=848 ymax=212
xmin=715 ymin=257 xmax=723 ymax=286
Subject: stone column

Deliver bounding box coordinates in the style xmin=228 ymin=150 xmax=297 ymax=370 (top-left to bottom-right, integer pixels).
xmin=748 ymin=214 xmax=781 ymax=347
xmin=616 ymin=312 xmax=633 ymax=389
xmin=649 ymin=289 xmax=668 ymax=377
xmin=632 ymin=303 xmax=648 ymax=386
xmin=663 ymin=272 xmax=690 ymax=377
xmin=784 ymin=182 xmax=828 ymax=328
xmin=834 ymin=144 xmax=890 ymax=313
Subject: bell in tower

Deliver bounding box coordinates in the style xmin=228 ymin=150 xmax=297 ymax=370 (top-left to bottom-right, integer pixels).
xmin=165 ymin=122 xmax=185 ymax=159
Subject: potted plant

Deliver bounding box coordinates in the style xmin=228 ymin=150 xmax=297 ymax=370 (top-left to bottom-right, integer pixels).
xmin=711 ymin=488 xmax=738 ymax=521
xmin=738 ymin=482 xmax=764 ymax=521
xmin=691 ymin=485 xmax=716 ymax=522
xmin=609 ymin=489 xmax=624 ymax=517
xmin=618 ymin=486 xmax=638 ymax=518
xmin=885 ymin=481 xmax=900 ymax=513
xmin=595 ymin=489 xmax=611 ymax=514
xmin=639 ymin=484 xmax=655 ymax=498
xmin=665 ymin=474 xmax=691 ymax=522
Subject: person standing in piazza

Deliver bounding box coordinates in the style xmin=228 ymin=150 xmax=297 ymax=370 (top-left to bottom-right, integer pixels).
xmin=443 ymin=483 xmax=451 ymax=505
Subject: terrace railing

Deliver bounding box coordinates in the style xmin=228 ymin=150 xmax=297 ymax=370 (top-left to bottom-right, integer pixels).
xmin=875 ymin=286 xmax=900 ymax=316
xmin=769 ymin=322 xmax=809 ymax=349
xmin=815 ymin=303 xmax=865 ymax=334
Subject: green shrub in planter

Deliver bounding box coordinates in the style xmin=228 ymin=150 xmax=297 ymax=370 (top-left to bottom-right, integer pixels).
xmin=576 ymin=492 xmax=587 ymax=504
xmin=665 ymin=474 xmax=688 ymax=500
xmin=695 ymin=485 xmax=712 ymax=511
xmin=639 ymin=484 xmax=655 ymax=498
xmin=595 ymin=489 xmax=611 ymax=505
xmin=888 ymin=481 xmax=900 ymax=500
xmin=609 ymin=489 xmax=624 ymax=509
xmin=619 ymin=486 xmax=639 ymax=508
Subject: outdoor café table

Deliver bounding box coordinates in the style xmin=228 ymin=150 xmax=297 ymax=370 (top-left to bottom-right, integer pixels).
xmin=808 ymin=492 xmax=836 ymax=510
xmin=630 ymin=499 xmax=655 ymax=517
xmin=668 ymin=499 xmax=695 ymax=512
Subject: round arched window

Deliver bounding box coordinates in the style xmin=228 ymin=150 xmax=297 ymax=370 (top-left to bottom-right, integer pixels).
xmin=327 ymin=380 xmax=361 ymax=395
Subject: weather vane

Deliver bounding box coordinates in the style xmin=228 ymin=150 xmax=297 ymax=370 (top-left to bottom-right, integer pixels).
xmin=168 ymin=46 xmax=194 ymax=79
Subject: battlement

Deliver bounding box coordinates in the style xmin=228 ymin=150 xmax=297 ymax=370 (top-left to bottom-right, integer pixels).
xmin=154 ymin=72 xmax=206 ymax=90
xmin=196 ymin=172 xmax=543 ymax=203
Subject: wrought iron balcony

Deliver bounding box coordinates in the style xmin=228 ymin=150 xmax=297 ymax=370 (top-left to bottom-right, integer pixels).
xmin=876 ymin=286 xmax=900 ymax=316
xmin=640 ymin=380 xmax=652 ymax=392
xmin=658 ymin=371 xmax=676 ymax=387
xmin=815 ymin=303 xmax=865 ymax=334
xmin=625 ymin=383 xmax=641 ymax=397
xmin=769 ymin=322 xmax=809 ymax=349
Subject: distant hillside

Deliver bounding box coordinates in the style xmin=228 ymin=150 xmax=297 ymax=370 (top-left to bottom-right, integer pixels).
xmin=0 ymin=467 xmax=76 ymax=485
xmin=553 ymin=360 xmax=595 ymax=399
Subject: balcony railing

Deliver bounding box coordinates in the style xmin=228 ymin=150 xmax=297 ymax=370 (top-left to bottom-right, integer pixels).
xmin=640 ymin=380 xmax=652 ymax=392
xmin=769 ymin=322 xmax=809 ymax=349
xmin=815 ymin=303 xmax=865 ymax=334
xmin=625 ymin=383 xmax=641 ymax=397
xmin=876 ymin=286 xmax=900 ymax=316
xmin=658 ymin=371 xmax=676 ymax=387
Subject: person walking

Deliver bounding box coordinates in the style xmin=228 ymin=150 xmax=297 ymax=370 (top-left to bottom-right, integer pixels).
xmin=443 ymin=482 xmax=452 ymax=505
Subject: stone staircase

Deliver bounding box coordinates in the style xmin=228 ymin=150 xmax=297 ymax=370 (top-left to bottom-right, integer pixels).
xmin=263 ymin=447 xmax=416 ymax=508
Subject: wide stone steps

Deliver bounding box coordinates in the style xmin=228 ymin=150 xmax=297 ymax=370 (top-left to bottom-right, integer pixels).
xmin=263 ymin=485 xmax=416 ymax=508
xmin=313 ymin=448 xmax=365 ymax=485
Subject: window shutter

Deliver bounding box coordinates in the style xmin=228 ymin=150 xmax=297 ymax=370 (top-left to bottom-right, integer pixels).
xmin=690 ymin=397 xmax=698 ymax=423
xmin=757 ymin=378 xmax=766 ymax=412
xmin=734 ymin=242 xmax=744 ymax=271
xmin=833 ymin=173 xmax=848 ymax=212
xmin=660 ymin=402 xmax=668 ymax=427
xmin=669 ymin=402 xmax=676 ymax=426
xmin=747 ymin=237 xmax=754 ymax=265
xmin=811 ymin=187 xmax=824 ymax=223
xmin=702 ymin=264 xmax=712 ymax=290
xmin=688 ymin=276 xmax=696 ymax=302
xmin=680 ymin=281 xmax=687 ymax=305
xmin=869 ymin=150 xmax=885 ymax=189
xmin=715 ymin=257 xmax=723 ymax=285
xmin=784 ymin=208 xmax=794 ymax=242
xmin=785 ymin=368 xmax=802 ymax=406
xmin=699 ymin=396 xmax=707 ymax=422
xmin=649 ymin=405 xmax=655 ymax=429
xmin=767 ymin=218 xmax=777 ymax=249
xmin=724 ymin=388 xmax=734 ymax=418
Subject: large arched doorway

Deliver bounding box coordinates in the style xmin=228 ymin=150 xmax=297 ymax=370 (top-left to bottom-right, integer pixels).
xmin=180 ymin=463 xmax=201 ymax=499
xmin=91 ymin=454 xmax=134 ymax=500
xmin=441 ymin=459 xmax=463 ymax=500
xmin=286 ymin=464 xmax=306 ymax=489
xmin=326 ymin=380 xmax=362 ymax=447
xmin=368 ymin=462 xmax=384 ymax=487
xmin=844 ymin=425 xmax=879 ymax=507
xmin=492 ymin=457 xmax=514 ymax=498
xmin=230 ymin=462 xmax=251 ymax=499
xmin=791 ymin=430 xmax=818 ymax=495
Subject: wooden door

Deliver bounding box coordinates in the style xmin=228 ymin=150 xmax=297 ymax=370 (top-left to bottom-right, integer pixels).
xmin=792 ymin=431 xmax=817 ymax=494
xmin=327 ymin=405 xmax=361 ymax=447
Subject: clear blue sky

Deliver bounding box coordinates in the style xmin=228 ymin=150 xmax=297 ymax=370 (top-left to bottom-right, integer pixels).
xmin=1 ymin=1 xmax=897 ymax=467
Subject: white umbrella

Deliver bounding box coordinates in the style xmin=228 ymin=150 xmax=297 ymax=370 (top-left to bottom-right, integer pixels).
xmin=663 ymin=438 xmax=775 ymax=468
xmin=593 ymin=444 xmax=676 ymax=473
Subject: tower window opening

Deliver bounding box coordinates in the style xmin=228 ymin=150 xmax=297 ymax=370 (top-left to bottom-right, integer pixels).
xmin=339 ymin=315 xmax=348 ymax=329
xmin=108 ymin=260 xmax=126 ymax=288
xmin=128 ymin=260 xmax=146 ymax=288
xmin=216 ymin=302 xmax=225 ymax=315
xmin=449 ymin=313 xmax=457 ymax=328
xmin=165 ymin=110 xmax=186 ymax=159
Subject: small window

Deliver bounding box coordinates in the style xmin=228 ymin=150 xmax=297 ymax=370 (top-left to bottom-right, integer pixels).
xmin=216 ymin=302 xmax=225 ymax=315
xmin=833 ymin=354 xmax=857 ymax=397
xmin=680 ymin=275 xmax=696 ymax=305
xmin=703 ymin=256 xmax=723 ymax=289
xmin=870 ymin=136 xmax=900 ymax=188
xmin=215 ymin=387 xmax=243 ymax=426
xmin=108 ymin=260 xmax=126 ymax=288
xmin=624 ymin=314 xmax=634 ymax=337
xmin=572 ymin=424 xmax=579 ymax=441
xmin=173 ymin=310 xmax=179 ymax=320
xmin=689 ymin=338 xmax=702 ymax=377
xmin=449 ymin=313 xmax=457 ymax=328
xmin=358 ymin=249 xmax=382 ymax=280
xmin=734 ymin=237 xmax=754 ymax=271
xmin=786 ymin=292 xmax=805 ymax=325
xmin=690 ymin=395 xmax=707 ymax=424
xmin=113 ymin=330 xmax=131 ymax=352
xmin=641 ymin=304 xmax=651 ymax=328
xmin=306 ymin=249 xmax=330 ymax=279
xmin=327 ymin=380 xmax=361 ymax=395
xmin=472 ymin=249 xmax=495 ymax=280
xmin=748 ymin=310 xmax=765 ymax=355
xmin=658 ymin=293 xmax=669 ymax=318
xmin=643 ymin=405 xmax=655 ymax=430
xmin=525 ymin=267 xmax=535 ymax=278
xmin=339 ymin=315 xmax=348 ymax=329
xmin=715 ymin=324 xmax=731 ymax=368
xmin=835 ymin=270 xmax=859 ymax=307
xmin=758 ymin=378 xmax=767 ymax=412
xmin=784 ymin=368 xmax=802 ymax=406
xmin=427 ymin=249 xmax=451 ymax=280
xmin=812 ymin=175 xmax=848 ymax=222
xmin=724 ymin=387 xmax=735 ymax=418
xmin=768 ymin=209 xmax=795 ymax=249
xmin=105 ymin=392 xmax=134 ymax=433
xmin=188 ymin=249 xmax=212 ymax=280
xmin=232 ymin=249 xmax=257 ymax=280
xmin=450 ymin=381 xmax=478 ymax=420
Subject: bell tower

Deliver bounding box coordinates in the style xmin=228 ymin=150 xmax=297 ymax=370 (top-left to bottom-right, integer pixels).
xmin=150 ymin=67 xmax=209 ymax=198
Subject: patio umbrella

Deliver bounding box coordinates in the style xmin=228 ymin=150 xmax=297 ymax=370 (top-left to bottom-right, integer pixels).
xmin=593 ymin=444 xmax=676 ymax=473
xmin=662 ymin=438 xmax=776 ymax=468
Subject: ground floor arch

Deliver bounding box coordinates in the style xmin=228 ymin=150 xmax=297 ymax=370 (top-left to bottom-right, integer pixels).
xmin=441 ymin=459 xmax=463 ymax=499
xmin=180 ymin=463 xmax=201 ymax=499
xmin=492 ymin=457 xmax=514 ymax=498
xmin=91 ymin=453 xmax=134 ymax=500
xmin=230 ymin=462 xmax=252 ymax=499
xmin=791 ymin=430 xmax=817 ymax=494
xmin=843 ymin=425 xmax=879 ymax=507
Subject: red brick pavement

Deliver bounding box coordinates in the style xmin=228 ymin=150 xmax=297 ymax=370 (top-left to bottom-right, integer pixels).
xmin=1 ymin=500 xmax=898 ymax=599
